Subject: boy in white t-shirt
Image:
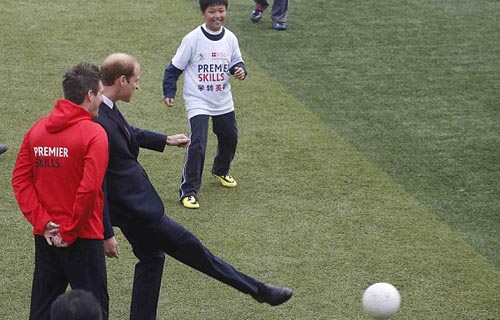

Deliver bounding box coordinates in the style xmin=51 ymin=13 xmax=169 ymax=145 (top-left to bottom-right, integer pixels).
xmin=163 ymin=0 xmax=247 ymax=209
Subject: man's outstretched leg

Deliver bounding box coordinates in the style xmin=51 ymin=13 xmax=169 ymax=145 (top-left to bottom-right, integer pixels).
xmin=152 ymin=215 xmax=293 ymax=306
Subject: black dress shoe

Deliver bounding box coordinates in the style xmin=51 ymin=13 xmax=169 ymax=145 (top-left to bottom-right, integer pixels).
xmin=252 ymin=283 xmax=293 ymax=306
xmin=0 ymin=144 xmax=7 ymax=155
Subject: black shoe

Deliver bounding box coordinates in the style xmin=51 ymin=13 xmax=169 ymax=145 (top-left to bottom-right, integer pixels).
xmin=0 ymin=144 xmax=7 ymax=155
xmin=252 ymin=283 xmax=293 ymax=306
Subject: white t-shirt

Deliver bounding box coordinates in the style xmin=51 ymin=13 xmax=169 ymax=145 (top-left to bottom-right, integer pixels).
xmin=171 ymin=24 xmax=243 ymax=119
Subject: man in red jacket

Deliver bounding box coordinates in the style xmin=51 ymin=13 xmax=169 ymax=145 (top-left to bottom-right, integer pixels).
xmin=12 ymin=63 xmax=109 ymax=320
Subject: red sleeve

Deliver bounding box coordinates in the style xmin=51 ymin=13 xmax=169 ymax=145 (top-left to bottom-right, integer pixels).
xmin=11 ymin=131 xmax=52 ymax=234
xmin=60 ymin=126 xmax=109 ymax=244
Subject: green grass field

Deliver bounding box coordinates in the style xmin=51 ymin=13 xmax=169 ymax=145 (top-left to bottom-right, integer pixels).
xmin=0 ymin=0 xmax=498 ymax=319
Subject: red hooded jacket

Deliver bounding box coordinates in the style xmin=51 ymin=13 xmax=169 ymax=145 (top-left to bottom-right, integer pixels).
xmin=12 ymin=99 xmax=109 ymax=245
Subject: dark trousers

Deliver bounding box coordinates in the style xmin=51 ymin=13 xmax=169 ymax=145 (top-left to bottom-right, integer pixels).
xmin=30 ymin=236 xmax=108 ymax=320
xmin=118 ymin=215 xmax=260 ymax=320
xmin=270 ymin=0 xmax=289 ymax=23
xmin=180 ymin=111 xmax=238 ymax=198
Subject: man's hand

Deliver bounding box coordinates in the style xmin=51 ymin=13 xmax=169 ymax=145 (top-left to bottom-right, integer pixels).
xmin=166 ymin=134 xmax=190 ymax=148
xmin=104 ymin=236 xmax=120 ymax=258
xmin=164 ymin=97 xmax=175 ymax=107
xmin=52 ymin=234 xmax=69 ymax=247
xmin=43 ymin=221 xmax=60 ymax=245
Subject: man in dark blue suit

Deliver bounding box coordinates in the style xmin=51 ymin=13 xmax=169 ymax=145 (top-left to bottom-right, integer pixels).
xmin=95 ymin=53 xmax=292 ymax=320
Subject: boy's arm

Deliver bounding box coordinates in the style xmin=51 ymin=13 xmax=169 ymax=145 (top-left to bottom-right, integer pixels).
xmin=230 ymin=62 xmax=248 ymax=80
xmin=163 ymin=62 xmax=184 ymax=98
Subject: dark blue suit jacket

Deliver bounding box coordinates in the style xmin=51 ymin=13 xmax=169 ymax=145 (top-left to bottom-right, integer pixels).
xmin=95 ymin=102 xmax=167 ymax=239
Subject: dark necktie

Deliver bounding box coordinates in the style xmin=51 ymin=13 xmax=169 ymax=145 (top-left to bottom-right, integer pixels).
xmin=113 ymin=104 xmax=131 ymax=141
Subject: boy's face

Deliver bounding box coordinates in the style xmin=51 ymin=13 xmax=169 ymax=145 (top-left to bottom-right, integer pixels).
xmin=203 ymin=4 xmax=226 ymax=32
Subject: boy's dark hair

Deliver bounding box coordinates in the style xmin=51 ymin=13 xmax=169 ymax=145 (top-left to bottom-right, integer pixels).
xmin=62 ymin=63 xmax=101 ymax=105
xmin=199 ymin=0 xmax=228 ymax=11
xmin=50 ymin=290 xmax=103 ymax=320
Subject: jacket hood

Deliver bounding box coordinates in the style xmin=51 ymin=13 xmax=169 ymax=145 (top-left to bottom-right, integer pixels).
xmin=46 ymin=99 xmax=92 ymax=133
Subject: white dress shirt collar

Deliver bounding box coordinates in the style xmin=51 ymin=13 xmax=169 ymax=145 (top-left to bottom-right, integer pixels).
xmin=102 ymin=95 xmax=114 ymax=109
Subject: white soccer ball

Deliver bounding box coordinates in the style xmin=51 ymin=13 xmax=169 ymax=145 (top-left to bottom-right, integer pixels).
xmin=362 ymin=282 xmax=401 ymax=319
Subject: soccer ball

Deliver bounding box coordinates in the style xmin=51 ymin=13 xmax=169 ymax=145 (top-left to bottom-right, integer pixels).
xmin=362 ymin=282 xmax=401 ymax=319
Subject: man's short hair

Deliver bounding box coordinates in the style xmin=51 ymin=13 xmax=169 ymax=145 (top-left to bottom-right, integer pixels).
xmin=101 ymin=53 xmax=138 ymax=86
xmin=63 ymin=64 xmax=101 ymax=105
xmin=50 ymin=289 xmax=103 ymax=320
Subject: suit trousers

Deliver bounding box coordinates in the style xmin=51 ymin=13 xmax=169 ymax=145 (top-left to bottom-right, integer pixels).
xmin=180 ymin=111 xmax=238 ymax=198
xmin=118 ymin=214 xmax=260 ymax=320
xmin=30 ymin=236 xmax=108 ymax=320
xmin=256 ymin=0 xmax=289 ymax=23
xmin=270 ymin=0 xmax=289 ymax=23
